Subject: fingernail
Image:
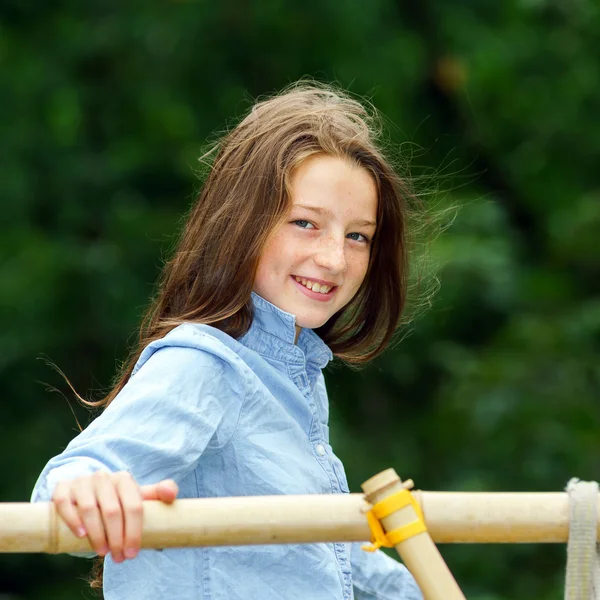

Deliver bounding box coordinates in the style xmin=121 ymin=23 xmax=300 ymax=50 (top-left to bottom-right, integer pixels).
xmin=124 ymin=547 xmax=137 ymax=559
xmin=76 ymin=527 xmax=87 ymax=538
xmin=113 ymin=552 xmax=124 ymax=563
xmin=98 ymin=546 xmax=109 ymax=556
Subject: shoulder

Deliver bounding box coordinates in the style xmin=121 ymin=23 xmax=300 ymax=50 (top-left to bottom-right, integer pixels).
xmin=131 ymin=323 xmax=251 ymax=387
xmin=133 ymin=322 xmax=245 ymax=372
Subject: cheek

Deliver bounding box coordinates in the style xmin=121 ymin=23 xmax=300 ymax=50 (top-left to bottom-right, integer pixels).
xmin=256 ymin=233 xmax=291 ymax=279
xmin=272 ymin=234 xmax=306 ymax=269
xmin=349 ymin=252 xmax=371 ymax=285
xmin=341 ymin=255 xmax=370 ymax=303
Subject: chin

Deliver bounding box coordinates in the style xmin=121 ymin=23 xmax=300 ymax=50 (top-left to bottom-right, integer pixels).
xmin=298 ymin=322 xmax=326 ymax=331
xmin=295 ymin=314 xmax=330 ymax=331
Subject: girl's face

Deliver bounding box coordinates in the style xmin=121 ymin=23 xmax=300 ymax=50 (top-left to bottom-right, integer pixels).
xmin=253 ymin=154 xmax=378 ymax=339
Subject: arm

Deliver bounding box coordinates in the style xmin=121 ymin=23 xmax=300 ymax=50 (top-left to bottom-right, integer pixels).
xmin=31 ymin=341 xmax=245 ymax=503
xmin=351 ymin=544 xmax=423 ymax=600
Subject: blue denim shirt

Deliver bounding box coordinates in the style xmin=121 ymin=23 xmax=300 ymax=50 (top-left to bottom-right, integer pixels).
xmin=31 ymin=293 xmax=422 ymax=600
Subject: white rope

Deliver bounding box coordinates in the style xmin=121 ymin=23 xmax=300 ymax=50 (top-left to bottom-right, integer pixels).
xmin=565 ymin=478 xmax=600 ymax=599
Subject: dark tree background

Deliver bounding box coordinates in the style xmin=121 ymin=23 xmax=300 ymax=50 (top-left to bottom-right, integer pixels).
xmin=1 ymin=1 xmax=599 ymax=598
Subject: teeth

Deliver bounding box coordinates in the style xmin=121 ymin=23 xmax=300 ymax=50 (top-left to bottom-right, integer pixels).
xmin=294 ymin=276 xmax=332 ymax=294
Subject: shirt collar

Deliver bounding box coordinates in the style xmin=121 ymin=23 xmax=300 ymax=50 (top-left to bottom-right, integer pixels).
xmin=240 ymin=292 xmax=333 ymax=369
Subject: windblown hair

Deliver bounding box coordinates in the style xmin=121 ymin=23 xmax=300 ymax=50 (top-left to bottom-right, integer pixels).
xmin=87 ymin=81 xmax=426 ymax=591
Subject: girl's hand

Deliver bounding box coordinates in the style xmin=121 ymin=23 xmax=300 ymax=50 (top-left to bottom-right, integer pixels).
xmin=51 ymin=471 xmax=178 ymax=562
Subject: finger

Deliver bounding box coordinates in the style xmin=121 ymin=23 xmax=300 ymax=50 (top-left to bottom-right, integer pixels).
xmin=156 ymin=479 xmax=179 ymax=503
xmin=52 ymin=481 xmax=87 ymax=540
xmin=95 ymin=473 xmax=125 ymax=563
xmin=72 ymin=476 xmax=108 ymax=557
xmin=114 ymin=472 xmax=143 ymax=560
xmin=140 ymin=479 xmax=179 ymax=503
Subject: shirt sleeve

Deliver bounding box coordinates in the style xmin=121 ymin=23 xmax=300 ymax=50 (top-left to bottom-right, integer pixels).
xmin=31 ymin=343 xmax=246 ymax=503
xmin=351 ymin=543 xmax=423 ymax=600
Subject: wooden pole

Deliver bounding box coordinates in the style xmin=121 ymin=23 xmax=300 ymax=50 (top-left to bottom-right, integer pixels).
xmin=362 ymin=469 xmax=466 ymax=600
xmin=414 ymin=489 xmax=576 ymax=543
xmin=0 ymin=494 xmax=372 ymax=554
xmin=0 ymin=487 xmax=592 ymax=553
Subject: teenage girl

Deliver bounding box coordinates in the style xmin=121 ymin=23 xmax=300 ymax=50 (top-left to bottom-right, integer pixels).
xmin=32 ymin=83 xmax=423 ymax=600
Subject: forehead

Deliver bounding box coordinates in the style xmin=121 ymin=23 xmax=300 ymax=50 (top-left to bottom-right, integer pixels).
xmin=289 ymin=154 xmax=378 ymax=222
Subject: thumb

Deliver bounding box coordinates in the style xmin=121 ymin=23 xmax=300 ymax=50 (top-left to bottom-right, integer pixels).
xmin=140 ymin=479 xmax=179 ymax=503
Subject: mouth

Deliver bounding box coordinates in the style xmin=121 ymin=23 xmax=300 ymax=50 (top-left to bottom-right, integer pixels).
xmin=291 ymin=275 xmax=338 ymax=301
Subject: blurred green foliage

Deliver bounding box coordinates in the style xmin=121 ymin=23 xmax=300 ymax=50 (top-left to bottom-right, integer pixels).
xmin=1 ymin=1 xmax=599 ymax=598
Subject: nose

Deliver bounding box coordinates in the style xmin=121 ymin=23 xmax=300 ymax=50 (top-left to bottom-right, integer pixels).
xmin=313 ymin=234 xmax=347 ymax=274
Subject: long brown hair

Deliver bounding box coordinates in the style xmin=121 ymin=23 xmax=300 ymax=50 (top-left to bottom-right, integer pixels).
xmin=97 ymin=82 xmax=417 ymax=405
xmin=87 ymin=81 xmax=425 ymax=591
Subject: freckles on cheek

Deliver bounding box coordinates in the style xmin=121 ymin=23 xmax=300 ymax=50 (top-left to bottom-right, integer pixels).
xmin=291 ymin=250 xmax=303 ymax=267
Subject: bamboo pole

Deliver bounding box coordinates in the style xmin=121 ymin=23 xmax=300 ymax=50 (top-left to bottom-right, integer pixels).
xmin=362 ymin=469 xmax=466 ymax=600
xmin=1 ymin=494 xmax=372 ymax=554
xmin=0 ymin=488 xmax=592 ymax=553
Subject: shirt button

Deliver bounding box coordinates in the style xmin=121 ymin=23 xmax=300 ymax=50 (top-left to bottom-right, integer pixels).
xmin=315 ymin=443 xmax=326 ymax=456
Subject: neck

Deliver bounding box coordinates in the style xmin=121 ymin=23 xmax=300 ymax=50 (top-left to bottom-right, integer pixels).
xmin=294 ymin=325 xmax=302 ymax=344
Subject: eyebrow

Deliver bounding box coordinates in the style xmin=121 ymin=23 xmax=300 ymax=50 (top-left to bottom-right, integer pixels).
xmin=293 ymin=204 xmax=377 ymax=228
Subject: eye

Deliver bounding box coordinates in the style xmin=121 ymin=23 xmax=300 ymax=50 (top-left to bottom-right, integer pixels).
xmin=292 ymin=220 xmax=315 ymax=229
xmin=347 ymin=232 xmax=370 ymax=243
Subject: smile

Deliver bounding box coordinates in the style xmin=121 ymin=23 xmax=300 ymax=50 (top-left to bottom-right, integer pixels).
xmin=291 ymin=276 xmax=337 ymax=301
xmin=294 ymin=276 xmax=335 ymax=294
